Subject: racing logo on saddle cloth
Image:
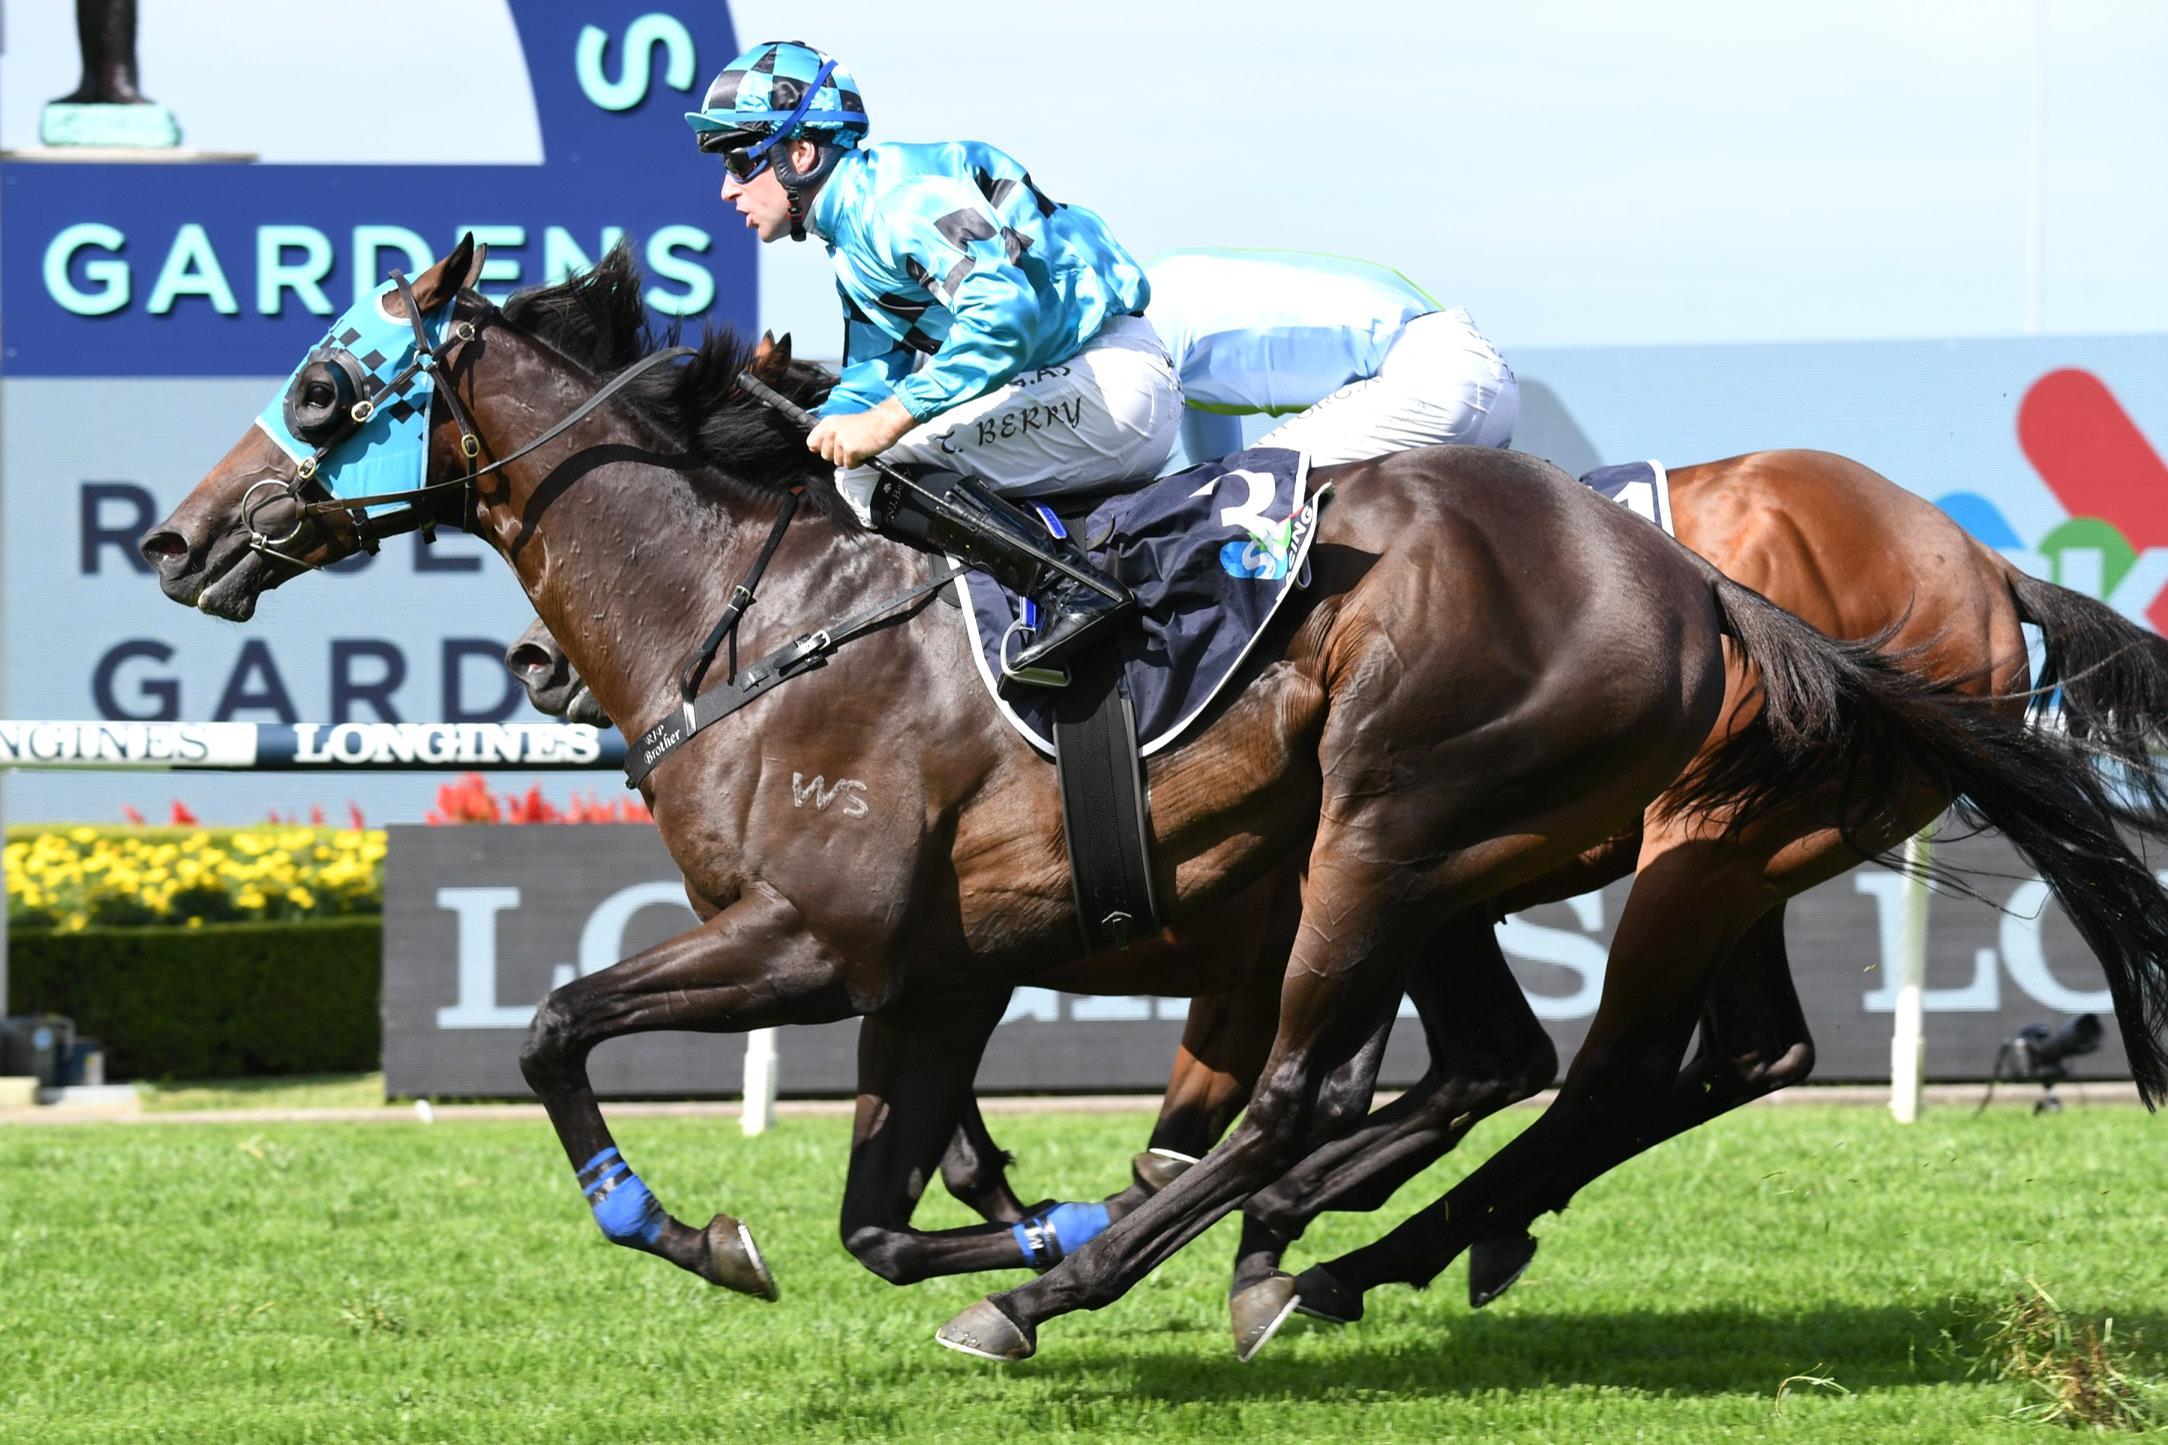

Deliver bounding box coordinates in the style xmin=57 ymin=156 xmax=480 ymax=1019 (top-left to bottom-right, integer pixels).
xmin=955 ymin=446 xmax=1323 ymax=757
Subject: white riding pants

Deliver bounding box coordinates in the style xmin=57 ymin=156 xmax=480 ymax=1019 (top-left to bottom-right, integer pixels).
xmin=836 ymin=314 xmax=1183 ymax=525
xmin=1253 ymin=308 xmax=1518 ymax=465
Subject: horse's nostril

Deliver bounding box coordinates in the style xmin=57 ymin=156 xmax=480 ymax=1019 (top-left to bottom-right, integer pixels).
xmin=507 ymin=645 xmax=553 ymax=677
xmin=140 ymin=530 xmax=190 ymax=566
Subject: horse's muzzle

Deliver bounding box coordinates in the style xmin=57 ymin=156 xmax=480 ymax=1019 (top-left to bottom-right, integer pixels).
xmin=139 ymin=523 xmax=269 ymax=618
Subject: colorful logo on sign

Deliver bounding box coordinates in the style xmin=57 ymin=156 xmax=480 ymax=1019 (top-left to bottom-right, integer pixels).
xmin=1936 ymin=369 xmax=2168 ymax=633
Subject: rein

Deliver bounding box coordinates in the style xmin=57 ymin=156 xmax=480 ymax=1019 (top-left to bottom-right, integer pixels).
xmin=625 ymin=553 xmax=964 ymax=789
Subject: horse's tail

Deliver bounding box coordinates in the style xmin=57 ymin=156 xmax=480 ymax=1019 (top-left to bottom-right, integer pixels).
xmin=1665 ymin=571 xmax=2168 ymax=1106
xmin=2004 ymin=564 xmax=2168 ymax=819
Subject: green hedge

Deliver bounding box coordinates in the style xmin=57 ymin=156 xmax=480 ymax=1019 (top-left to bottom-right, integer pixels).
xmin=5 ymin=919 xmax=380 ymax=1080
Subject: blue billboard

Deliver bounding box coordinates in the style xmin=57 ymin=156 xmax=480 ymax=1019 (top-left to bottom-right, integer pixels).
xmin=2 ymin=2 xmax=749 ymax=377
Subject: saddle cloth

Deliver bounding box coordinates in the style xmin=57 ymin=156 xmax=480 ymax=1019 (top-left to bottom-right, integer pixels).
xmin=1578 ymin=459 xmax=1675 ymax=536
xmin=955 ymin=446 xmax=1323 ymax=757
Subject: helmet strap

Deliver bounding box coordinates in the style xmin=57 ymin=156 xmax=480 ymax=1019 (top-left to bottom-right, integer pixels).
xmin=772 ymin=141 xmax=849 ymax=243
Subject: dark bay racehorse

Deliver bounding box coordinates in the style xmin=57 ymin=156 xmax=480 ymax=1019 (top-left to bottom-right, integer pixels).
xmin=508 ymin=444 xmax=2168 ymax=1353
xmin=142 ymin=238 xmax=2168 ymax=1360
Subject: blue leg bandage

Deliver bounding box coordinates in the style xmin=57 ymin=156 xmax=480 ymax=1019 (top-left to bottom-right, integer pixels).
xmin=578 ymin=1146 xmax=665 ymax=1247
xmin=1010 ymin=1200 xmax=1112 ymax=1269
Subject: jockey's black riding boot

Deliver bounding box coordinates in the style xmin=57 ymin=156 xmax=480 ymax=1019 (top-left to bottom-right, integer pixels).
xmin=870 ymin=467 xmax=1134 ymax=676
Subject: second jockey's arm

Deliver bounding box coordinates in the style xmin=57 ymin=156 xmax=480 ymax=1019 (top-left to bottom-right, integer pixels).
xmin=807 ymin=397 xmax=916 ymax=469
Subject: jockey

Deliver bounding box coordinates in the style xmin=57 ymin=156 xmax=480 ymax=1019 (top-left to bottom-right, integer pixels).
xmin=1145 ymin=249 xmax=1517 ymax=467
xmin=686 ymin=40 xmax=1181 ymax=675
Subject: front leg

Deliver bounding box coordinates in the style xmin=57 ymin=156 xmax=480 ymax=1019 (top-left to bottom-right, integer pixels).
xmin=937 ymin=1095 xmax=1031 ymax=1225
xmin=846 ymin=990 xmax=1147 ymax=1283
xmin=936 ymin=848 xmax=1425 ymax=1362
xmin=518 ymin=879 xmax=863 ymax=1299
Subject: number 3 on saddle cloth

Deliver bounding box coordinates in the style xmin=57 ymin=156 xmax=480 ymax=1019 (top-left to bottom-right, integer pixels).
xmin=953 ymin=445 xmax=1324 ymax=954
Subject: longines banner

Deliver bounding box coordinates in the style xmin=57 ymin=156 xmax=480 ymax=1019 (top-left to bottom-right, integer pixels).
xmin=381 ymin=825 xmax=2137 ymax=1097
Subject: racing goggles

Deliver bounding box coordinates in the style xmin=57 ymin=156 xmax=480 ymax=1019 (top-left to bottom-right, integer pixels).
xmin=714 ymin=137 xmax=777 ymax=184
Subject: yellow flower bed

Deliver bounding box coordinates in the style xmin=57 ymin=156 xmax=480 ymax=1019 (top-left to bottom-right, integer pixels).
xmin=4 ymin=826 xmax=385 ymax=932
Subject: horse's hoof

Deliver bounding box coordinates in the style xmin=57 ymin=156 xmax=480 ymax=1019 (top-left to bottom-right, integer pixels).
xmin=1130 ymin=1148 xmax=1197 ymax=1195
xmin=1229 ymin=1273 xmax=1301 ymax=1362
xmin=1290 ymin=1264 xmax=1364 ymax=1324
xmin=1468 ymin=1232 xmax=1537 ymax=1309
xmin=698 ymin=1214 xmax=778 ymax=1301
xmin=936 ymin=1299 xmax=1036 ymax=1361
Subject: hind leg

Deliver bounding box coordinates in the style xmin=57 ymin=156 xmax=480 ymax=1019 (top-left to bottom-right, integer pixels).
xmin=1443 ymin=902 xmax=1813 ymax=1309
xmin=936 ymin=841 xmax=1435 ymax=1361
xmin=1227 ymin=916 xmax=1556 ymax=1327
xmin=1294 ymin=834 xmax=1773 ymax=1320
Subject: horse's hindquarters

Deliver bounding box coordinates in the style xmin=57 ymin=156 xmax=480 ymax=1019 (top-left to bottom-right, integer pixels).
xmin=1292 ymin=446 xmax=1732 ymax=910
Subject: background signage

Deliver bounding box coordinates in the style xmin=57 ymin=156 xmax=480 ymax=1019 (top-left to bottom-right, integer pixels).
xmin=382 ymin=826 xmax=2135 ymax=1096
xmin=1 ymin=0 xmax=744 ymax=825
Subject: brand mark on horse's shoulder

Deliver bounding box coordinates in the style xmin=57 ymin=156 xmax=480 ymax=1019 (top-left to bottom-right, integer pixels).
xmin=791 ymin=771 xmax=870 ymax=819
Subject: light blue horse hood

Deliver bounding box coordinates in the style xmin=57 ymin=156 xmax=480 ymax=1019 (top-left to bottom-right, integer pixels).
xmin=254 ymin=277 xmax=449 ymax=515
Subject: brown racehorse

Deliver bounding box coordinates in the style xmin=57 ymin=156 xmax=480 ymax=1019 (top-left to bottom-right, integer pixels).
xmin=507 ymin=445 xmax=2168 ymax=1354
xmin=141 ymin=239 xmax=2168 ymax=1361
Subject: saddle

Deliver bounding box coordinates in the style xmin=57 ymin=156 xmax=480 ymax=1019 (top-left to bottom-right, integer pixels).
xmin=956 ymin=447 xmax=1323 ymax=953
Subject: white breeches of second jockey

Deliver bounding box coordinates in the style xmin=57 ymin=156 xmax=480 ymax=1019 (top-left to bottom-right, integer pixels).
xmin=1251 ymin=309 xmax=1518 ymax=466
xmin=836 ymin=315 xmax=1183 ymax=525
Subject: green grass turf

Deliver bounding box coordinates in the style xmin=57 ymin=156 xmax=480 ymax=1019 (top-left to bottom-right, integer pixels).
xmin=136 ymin=1072 xmax=392 ymax=1113
xmin=1 ymin=1103 xmax=2163 ymax=1442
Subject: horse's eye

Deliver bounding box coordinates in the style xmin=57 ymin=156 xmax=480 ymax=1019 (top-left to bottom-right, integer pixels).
xmin=283 ymin=358 xmax=356 ymax=445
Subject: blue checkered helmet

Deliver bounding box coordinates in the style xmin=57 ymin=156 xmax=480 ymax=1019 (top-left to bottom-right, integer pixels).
xmin=684 ymin=40 xmax=869 ymax=156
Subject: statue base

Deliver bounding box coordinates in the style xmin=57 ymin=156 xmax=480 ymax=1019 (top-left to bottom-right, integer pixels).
xmin=39 ymin=101 xmax=182 ymax=149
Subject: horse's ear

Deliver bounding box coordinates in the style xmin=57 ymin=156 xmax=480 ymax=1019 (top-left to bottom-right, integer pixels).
xmin=409 ymin=233 xmax=481 ymax=312
xmin=751 ymin=331 xmax=793 ymax=381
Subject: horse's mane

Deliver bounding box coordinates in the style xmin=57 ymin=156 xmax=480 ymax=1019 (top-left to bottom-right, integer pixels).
xmin=497 ymin=240 xmax=858 ymax=526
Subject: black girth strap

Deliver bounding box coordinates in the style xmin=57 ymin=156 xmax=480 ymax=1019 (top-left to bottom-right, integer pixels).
xmin=678 ymin=490 xmax=800 ymax=704
xmin=1051 ymin=645 xmax=1161 ymax=952
xmin=625 ymin=562 xmax=965 ymax=789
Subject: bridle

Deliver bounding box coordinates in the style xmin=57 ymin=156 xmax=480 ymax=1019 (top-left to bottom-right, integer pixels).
xmin=246 ymin=276 xmax=969 ymax=792
xmin=244 ymin=267 xmax=693 ymax=569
